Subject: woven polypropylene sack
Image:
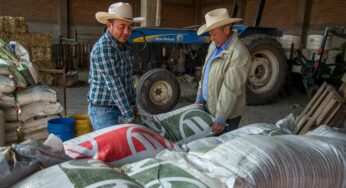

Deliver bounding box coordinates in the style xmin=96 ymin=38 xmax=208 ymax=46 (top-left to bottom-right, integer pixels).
xmin=0 ymin=93 xmax=15 ymax=108
xmin=142 ymin=104 xmax=213 ymax=144
xmin=19 ymin=101 xmax=63 ymax=122
xmin=186 ymin=135 xmax=346 ymax=188
xmin=0 ymin=75 xmax=15 ymax=93
xmin=0 ymin=139 xmax=70 ymax=187
xmin=64 ymin=124 xmax=176 ymax=167
xmin=218 ymin=123 xmax=287 ymax=143
xmin=305 ymin=125 xmax=346 ymax=141
xmin=16 ymin=86 xmax=57 ymax=106
xmin=122 ymin=158 xmax=221 ymax=188
xmin=11 ymin=159 xmax=143 ymax=188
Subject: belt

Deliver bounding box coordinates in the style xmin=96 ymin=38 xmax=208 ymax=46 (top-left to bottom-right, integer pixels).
xmin=90 ymin=103 xmax=115 ymax=108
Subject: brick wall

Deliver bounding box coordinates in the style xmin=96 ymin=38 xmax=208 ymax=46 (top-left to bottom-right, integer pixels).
xmin=160 ymin=1 xmax=195 ymax=27
xmin=244 ymin=0 xmax=298 ymax=33
xmin=201 ymin=0 xmax=233 ymax=23
xmin=309 ymin=0 xmax=346 ymax=33
xmin=68 ymin=0 xmax=134 ymax=26
xmin=0 ymin=0 xmax=58 ymax=22
xmin=1 ymin=0 xmax=345 ymax=36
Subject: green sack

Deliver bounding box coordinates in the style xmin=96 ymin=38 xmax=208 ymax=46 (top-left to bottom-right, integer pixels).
xmin=12 ymin=159 xmax=143 ymax=188
xmin=122 ymin=158 xmax=209 ymax=188
xmin=142 ymin=104 xmax=213 ymax=144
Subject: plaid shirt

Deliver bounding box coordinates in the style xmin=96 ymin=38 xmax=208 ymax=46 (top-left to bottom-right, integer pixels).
xmin=88 ymin=30 xmax=135 ymax=122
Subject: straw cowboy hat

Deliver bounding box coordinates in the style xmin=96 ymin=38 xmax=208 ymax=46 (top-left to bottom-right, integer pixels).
xmin=95 ymin=2 xmax=140 ymax=24
xmin=197 ymin=8 xmax=242 ymax=35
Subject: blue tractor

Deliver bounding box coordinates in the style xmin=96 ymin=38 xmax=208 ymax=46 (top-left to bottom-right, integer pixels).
xmin=130 ymin=0 xmax=287 ymax=114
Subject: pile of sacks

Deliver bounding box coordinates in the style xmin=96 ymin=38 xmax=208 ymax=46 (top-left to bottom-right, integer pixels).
xmin=1 ymin=104 xmax=345 ymax=188
xmin=0 ymin=39 xmax=63 ymax=145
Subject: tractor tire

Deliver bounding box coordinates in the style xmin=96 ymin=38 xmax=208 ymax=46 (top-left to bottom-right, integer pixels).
xmin=136 ymin=68 xmax=180 ymax=114
xmin=242 ymin=35 xmax=288 ymax=105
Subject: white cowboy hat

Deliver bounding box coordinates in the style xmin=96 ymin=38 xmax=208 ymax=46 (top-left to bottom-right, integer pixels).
xmin=197 ymin=8 xmax=242 ymax=35
xmin=95 ymin=2 xmax=140 ymax=24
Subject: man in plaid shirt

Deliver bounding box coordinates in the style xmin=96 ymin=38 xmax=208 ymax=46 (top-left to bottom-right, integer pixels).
xmin=88 ymin=2 xmax=139 ymax=130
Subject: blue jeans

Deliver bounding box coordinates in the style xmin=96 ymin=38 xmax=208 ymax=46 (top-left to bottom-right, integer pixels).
xmin=88 ymin=104 xmax=121 ymax=131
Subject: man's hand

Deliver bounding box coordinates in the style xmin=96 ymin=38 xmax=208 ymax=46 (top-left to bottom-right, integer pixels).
xmin=128 ymin=117 xmax=139 ymax=124
xmin=212 ymin=122 xmax=225 ymax=135
xmin=195 ymin=100 xmax=203 ymax=105
xmin=133 ymin=107 xmax=138 ymax=116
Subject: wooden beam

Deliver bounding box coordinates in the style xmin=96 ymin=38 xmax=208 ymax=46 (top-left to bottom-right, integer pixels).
xmin=58 ymin=0 xmax=68 ymax=38
xmin=163 ymin=0 xmax=194 ymax=6
xmin=194 ymin=0 xmax=202 ymax=25
xmin=296 ymin=0 xmax=311 ymax=47
xmin=202 ymin=0 xmax=230 ymax=7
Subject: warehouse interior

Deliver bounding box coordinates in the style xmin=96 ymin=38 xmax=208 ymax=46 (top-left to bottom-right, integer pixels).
xmin=0 ymin=0 xmax=346 ymax=187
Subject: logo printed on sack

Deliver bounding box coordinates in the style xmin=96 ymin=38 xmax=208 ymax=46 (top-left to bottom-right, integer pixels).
xmin=179 ymin=109 xmax=211 ymax=139
xmin=64 ymin=124 xmax=175 ymax=163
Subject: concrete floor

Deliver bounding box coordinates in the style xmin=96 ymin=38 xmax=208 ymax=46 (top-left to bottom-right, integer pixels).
xmin=56 ymin=71 xmax=309 ymax=126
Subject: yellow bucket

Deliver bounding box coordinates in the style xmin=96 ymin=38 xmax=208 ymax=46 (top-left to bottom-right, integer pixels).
xmin=70 ymin=114 xmax=92 ymax=136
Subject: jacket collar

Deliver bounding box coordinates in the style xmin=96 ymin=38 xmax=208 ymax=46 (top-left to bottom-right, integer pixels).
xmin=206 ymin=31 xmax=238 ymax=61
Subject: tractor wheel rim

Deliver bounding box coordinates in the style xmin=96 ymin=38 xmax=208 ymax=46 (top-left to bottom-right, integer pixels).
xmin=149 ymin=81 xmax=173 ymax=105
xmin=247 ymin=50 xmax=280 ymax=93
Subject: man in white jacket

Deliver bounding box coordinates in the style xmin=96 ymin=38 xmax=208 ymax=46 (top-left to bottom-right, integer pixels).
xmin=196 ymin=8 xmax=251 ymax=135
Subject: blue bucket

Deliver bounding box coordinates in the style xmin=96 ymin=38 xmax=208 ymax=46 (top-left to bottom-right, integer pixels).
xmin=48 ymin=118 xmax=75 ymax=141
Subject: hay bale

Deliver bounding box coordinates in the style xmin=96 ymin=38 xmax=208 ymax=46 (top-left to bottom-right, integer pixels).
xmin=29 ymin=33 xmax=53 ymax=47
xmin=0 ymin=17 xmax=3 ymax=32
xmin=0 ymin=16 xmax=27 ymax=33
xmin=16 ymin=17 xmax=27 ymax=33
xmin=0 ymin=32 xmax=9 ymax=43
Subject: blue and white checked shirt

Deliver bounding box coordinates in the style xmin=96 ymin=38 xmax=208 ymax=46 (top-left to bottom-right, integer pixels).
xmin=88 ymin=30 xmax=135 ymax=122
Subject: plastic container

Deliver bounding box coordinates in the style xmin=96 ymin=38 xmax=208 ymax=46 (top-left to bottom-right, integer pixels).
xmin=48 ymin=118 xmax=75 ymax=142
xmin=70 ymin=114 xmax=92 ymax=136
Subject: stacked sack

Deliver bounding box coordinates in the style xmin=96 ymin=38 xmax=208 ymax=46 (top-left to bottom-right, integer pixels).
xmin=141 ymin=104 xmax=214 ymax=144
xmin=0 ymin=39 xmax=63 ymax=145
xmin=122 ymin=124 xmax=346 ymax=188
xmin=4 ymin=86 xmax=63 ymax=144
xmin=0 ymin=16 xmax=55 ymax=84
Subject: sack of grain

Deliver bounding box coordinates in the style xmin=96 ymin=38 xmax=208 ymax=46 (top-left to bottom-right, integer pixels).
xmin=0 ymin=109 xmax=4 ymax=146
xmin=0 ymin=93 xmax=15 ymax=108
xmin=0 ymin=75 xmax=15 ymax=93
xmin=9 ymin=41 xmax=39 ymax=85
xmin=5 ymin=115 xmax=59 ymax=145
xmin=5 ymin=128 xmax=49 ymax=144
xmin=182 ymin=136 xmax=222 ymax=153
xmin=6 ymin=115 xmax=59 ymax=133
xmin=218 ymin=123 xmax=287 ymax=143
xmin=0 ymin=139 xmax=70 ymax=187
xmin=12 ymin=159 xmax=142 ymax=188
xmin=166 ymin=135 xmax=346 ymax=188
xmin=122 ymin=158 xmax=221 ymax=188
xmin=16 ymin=85 xmax=57 ymax=106
xmin=0 ymin=59 xmax=27 ymax=89
xmin=142 ymin=104 xmax=213 ymax=144
xmin=305 ymin=125 xmax=346 ymax=141
xmin=64 ymin=124 xmax=176 ymax=167
xmin=20 ymin=101 xmax=63 ymax=122
xmin=3 ymin=107 xmax=17 ymax=121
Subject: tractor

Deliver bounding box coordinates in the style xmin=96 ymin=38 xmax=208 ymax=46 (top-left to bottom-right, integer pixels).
xmin=129 ymin=0 xmax=287 ymax=114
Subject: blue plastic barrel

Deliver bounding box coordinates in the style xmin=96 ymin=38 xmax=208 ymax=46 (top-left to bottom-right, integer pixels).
xmin=48 ymin=118 xmax=75 ymax=141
